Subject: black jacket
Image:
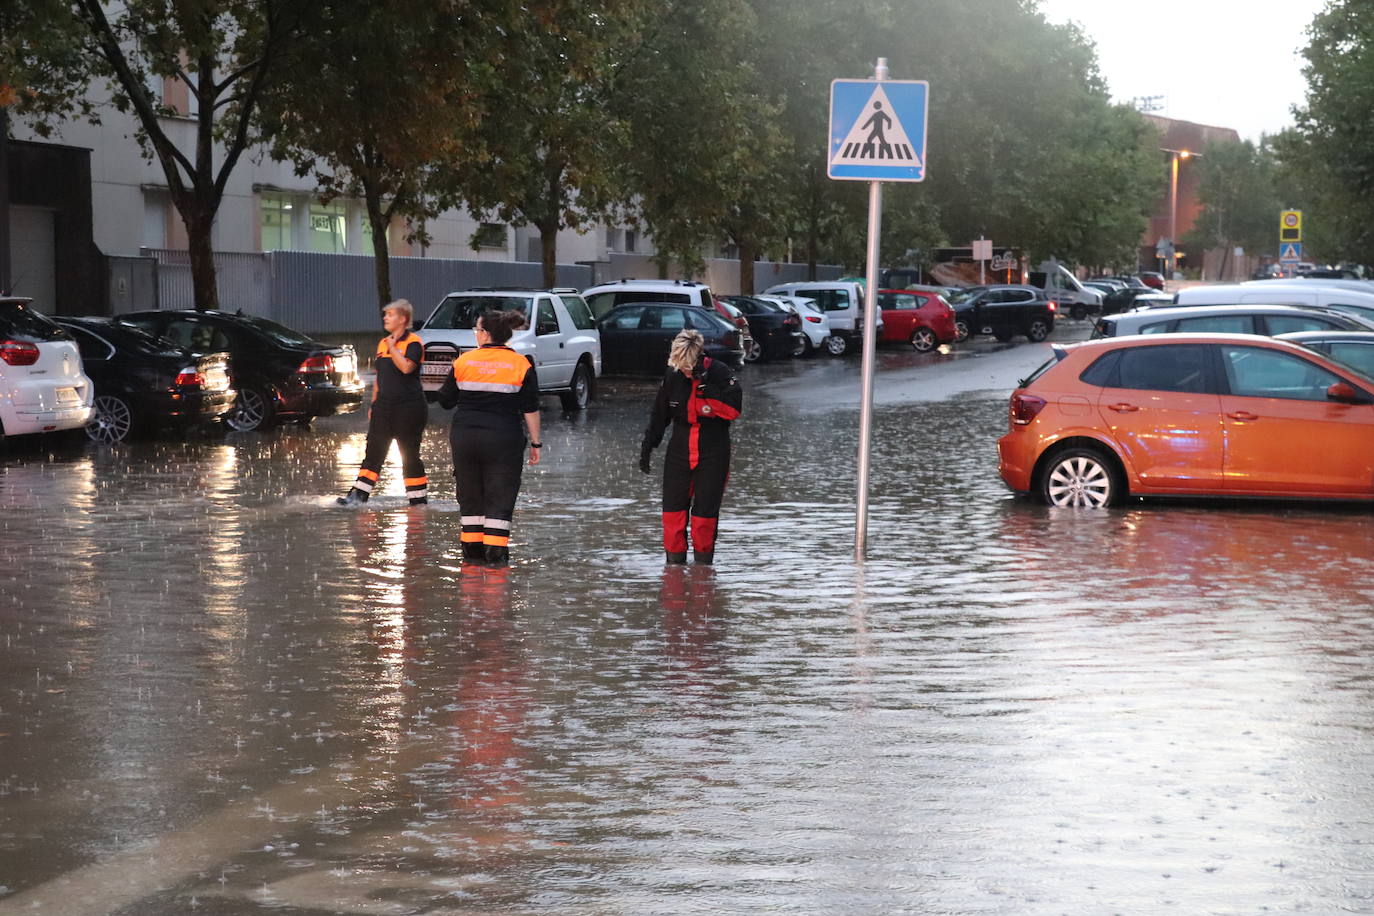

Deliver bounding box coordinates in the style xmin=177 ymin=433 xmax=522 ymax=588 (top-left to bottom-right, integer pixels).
xmin=644 ymin=357 xmax=742 ymax=465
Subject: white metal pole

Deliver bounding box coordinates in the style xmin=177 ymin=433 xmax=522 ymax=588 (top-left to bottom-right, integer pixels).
xmin=855 ymin=57 xmax=887 ymax=562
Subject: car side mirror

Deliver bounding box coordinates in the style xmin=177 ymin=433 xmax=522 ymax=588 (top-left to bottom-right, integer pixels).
xmin=1326 ymin=381 xmax=1367 ymax=404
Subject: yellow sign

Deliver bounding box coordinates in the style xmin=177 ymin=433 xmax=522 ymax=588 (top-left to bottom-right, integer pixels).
xmin=1280 ymin=210 xmax=1302 ymax=242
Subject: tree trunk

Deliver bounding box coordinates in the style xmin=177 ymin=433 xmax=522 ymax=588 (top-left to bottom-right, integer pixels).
xmin=538 ymin=219 xmax=558 ymax=288
xmin=184 ymin=203 xmax=219 ymax=312
xmin=364 ymin=189 xmax=393 ymax=306
xmin=737 ymin=239 xmax=757 ymax=294
xmin=807 ymin=164 xmax=820 ymax=280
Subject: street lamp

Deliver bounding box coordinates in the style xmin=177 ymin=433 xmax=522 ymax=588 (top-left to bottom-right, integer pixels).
xmin=1162 ymin=147 xmax=1200 ymax=277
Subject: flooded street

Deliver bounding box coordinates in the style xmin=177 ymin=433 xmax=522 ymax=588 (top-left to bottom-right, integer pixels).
xmin=4 ymin=340 xmax=1374 ymax=914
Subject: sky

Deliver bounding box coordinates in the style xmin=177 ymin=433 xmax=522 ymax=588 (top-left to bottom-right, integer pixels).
xmin=1038 ymin=0 xmax=1329 ymax=142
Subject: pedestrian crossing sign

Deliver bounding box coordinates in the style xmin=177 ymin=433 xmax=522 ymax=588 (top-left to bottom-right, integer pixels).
xmin=1279 ymin=242 xmax=1302 ymax=263
xmin=828 ymin=79 xmax=929 ymax=182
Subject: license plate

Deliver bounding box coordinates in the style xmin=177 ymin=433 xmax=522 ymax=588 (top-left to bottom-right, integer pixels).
xmin=56 ymin=387 xmax=80 ymax=404
xmin=335 ymin=354 xmax=355 ymax=375
xmin=203 ymin=368 xmax=229 ymax=390
xmin=421 ymin=362 xmax=450 ymax=378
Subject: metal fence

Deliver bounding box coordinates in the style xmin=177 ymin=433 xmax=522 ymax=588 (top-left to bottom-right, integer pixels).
xmin=135 ymin=248 xmax=845 ymax=334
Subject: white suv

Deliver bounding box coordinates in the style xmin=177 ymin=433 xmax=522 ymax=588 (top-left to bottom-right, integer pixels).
xmin=582 ymin=278 xmax=717 ymax=320
xmin=760 ymin=280 xmax=881 ymax=351
xmin=1 ymin=297 xmax=94 ymax=443
xmin=416 ymin=289 xmax=601 ymax=410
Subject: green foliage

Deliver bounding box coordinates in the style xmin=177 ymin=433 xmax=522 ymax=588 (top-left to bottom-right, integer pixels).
xmin=1182 ymin=138 xmax=1281 ymax=258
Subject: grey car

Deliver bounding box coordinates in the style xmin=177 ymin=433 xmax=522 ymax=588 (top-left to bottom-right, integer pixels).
xmin=1090 ymin=304 xmax=1374 ymax=339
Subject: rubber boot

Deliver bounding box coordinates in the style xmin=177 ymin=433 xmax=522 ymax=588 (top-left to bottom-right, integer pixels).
xmin=462 ymin=542 xmax=486 ymax=561
xmin=336 ymin=488 xmax=369 ymax=506
xmin=665 ymin=551 xmax=688 ymax=564
xmin=693 ymin=550 xmax=714 ymax=566
xmin=485 ymin=545 xmax=510 ymax=566
xmin=409 ymin=496 xmax=428 ymax=506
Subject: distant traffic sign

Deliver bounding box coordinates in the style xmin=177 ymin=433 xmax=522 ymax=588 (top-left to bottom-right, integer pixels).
xmin=828 ymin=79 xmax=929 ymax=182
xmin=1280 ymin=242 xmax=1302 ymax=263
xmin=1280 ymin=209 xmax=1302 ymax=242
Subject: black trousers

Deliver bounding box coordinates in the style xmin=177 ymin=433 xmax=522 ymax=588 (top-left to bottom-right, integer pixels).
xmin=453 ymin=426 xmax=525 ymax=548
xmin=354 ymin=399 xmax=427 ymax=499
xmin=661 ymin=445 xmax=729 ymax=554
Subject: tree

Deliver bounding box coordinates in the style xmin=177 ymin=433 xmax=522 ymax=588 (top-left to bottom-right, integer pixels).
xmin=1183 ymin=138 xmax=1281 ymax=275
xmin=259 ymin=0 xmax=502 ymax=307
xmin=2 ymin=0 xmax=313 ymax=310
xmin=451 ymin=0 xmax=639 ymax=288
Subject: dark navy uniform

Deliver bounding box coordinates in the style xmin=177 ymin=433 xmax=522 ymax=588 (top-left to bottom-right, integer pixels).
xmin=437 ymin=344 xmax=539 ymax=561
xmin=349 ymin=332 xmax=428 ymax=503
xmin=642 ymin=357 xmax=742 ymax=563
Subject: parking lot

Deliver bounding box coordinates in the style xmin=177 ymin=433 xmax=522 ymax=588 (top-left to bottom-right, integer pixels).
xmin=4 ymin=323 xmax=1374 ymax=914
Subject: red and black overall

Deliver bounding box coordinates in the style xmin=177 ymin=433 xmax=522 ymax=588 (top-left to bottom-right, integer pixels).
xmin=642 ymin=357 xmax=742 ymax=563
xmin=437 ymin=345 xmax=539 ymax=562
xmin=349 ymin=331 xmax=428 ymax=503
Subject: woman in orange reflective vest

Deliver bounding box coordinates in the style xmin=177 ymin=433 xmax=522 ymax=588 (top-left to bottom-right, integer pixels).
xmin=640 ymin=329 xmax=742 ymax=565
xmin=338 ymin=299 xmax=428 ymax=506
xmin=436 ymin=309 xmax=541 ymax=565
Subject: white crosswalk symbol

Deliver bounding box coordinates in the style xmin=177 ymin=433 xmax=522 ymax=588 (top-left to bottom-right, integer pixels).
xmin=831 ymin=84 xmax=922 ymax=167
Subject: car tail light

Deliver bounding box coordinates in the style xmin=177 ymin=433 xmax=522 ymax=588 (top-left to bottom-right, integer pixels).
xmin=1009 ymin=392 xmax=1047 ymax=426
xmin=174 ymin=367 xmax=204 ymax=388
xmin=783 ymin=314 xmax=800 ymax=327
xmin=297 ymin=354 xmax=334 ymax=374
xmin=1047 ymin=301 xmax=1058 ymax=313
xmin=805 ymin=315 xmax=823 ymax=323
xmin=0 ymin=340 xmax=40 ymax=366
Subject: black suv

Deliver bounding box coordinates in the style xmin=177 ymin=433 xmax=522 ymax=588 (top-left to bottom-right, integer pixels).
xmin=946 ymin=285 xmax=1057 ymax=343
xmin=122 ymin=310 xmax=364 ymax=431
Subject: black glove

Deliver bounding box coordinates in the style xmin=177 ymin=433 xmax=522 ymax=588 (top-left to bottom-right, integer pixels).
xmin=639 ymin=439 xmax=653 ymax=474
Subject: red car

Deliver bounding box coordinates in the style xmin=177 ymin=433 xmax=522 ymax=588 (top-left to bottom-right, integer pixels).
xmin=876 ymin=289 xmax=959 ymax=352
xmin=1137 ymin=271 xmax=1166 ymax=290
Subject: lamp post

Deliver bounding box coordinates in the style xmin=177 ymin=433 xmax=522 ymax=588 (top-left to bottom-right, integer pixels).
xmin=1162 ymin=147 xmax=1197 ymax=278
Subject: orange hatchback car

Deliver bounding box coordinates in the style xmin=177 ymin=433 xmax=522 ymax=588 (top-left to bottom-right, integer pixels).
xmin=998 ymin=334 xmax=1374 ymax=507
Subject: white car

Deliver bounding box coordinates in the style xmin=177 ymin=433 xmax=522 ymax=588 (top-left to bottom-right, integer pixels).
xmin=760 ymin=280 xmax=881 ymax=351
xmin=416 ymin=289 xmax=601 ymax=410
xmin=756 ymin=294 xmax=839 ymax=356
xmin=1 ymin=297 xmax=94 ymax=443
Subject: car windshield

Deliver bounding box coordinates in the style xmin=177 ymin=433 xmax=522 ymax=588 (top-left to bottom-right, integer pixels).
xmin=0 ymin=301 xmax=70 ymax=342
xmin=233 ymin=314 xmax=320 ymax=347
xmin=426 ymin=295 xmax=532 ymax=330
xmin=97 ymin=320 xmax=185 ymax=356
xmin=946 ymin=288 xmax=983 ymax=305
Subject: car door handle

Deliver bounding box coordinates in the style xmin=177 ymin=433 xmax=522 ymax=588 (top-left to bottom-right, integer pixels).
xmin=1227 ymin=410 xmax=1259 ymax=421
xmin=559 ymin=341 xmax=565 ymax=348
xmin=1108 ymin=402 xmax=1139 ymax=412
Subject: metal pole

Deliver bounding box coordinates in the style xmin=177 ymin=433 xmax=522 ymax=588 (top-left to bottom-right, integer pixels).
xmin=855 ymin=57 xmax=887 ymax=562
xmin=1169 ymin=152 xmax=1179 ymax=277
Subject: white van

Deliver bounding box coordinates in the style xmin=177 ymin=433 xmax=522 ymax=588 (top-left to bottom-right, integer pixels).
xmin=760 ymin=280 xmax=880 ymax=352
xmin=1175 ymin=283 xmax=1374 ymax=326
xmin=1027 ymin=261 xmax=1103 ymax=319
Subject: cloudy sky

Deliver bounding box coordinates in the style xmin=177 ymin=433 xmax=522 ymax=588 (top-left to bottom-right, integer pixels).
xmin=1038 ymin=0 xmax=1329 ymax=141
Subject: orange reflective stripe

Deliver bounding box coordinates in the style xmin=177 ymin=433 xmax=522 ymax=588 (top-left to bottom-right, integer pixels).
xmin=358 ymin=469 xmax=380 ymax=482
xmin=460 ymin=532 xmax=485 ymax=543
xmin=482 ymin=534 xmax=511 ymax=547
xmin=403 ymin=476 xmax=428 ymax=487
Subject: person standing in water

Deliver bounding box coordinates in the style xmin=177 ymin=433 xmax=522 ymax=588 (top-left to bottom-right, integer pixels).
xmin=640 ymin=329 xmax=742 ymax=565
xmin=339 ymin=299 xmax=429 ymax=506
xmin=436 ymin=309 xmax=541 ymax=565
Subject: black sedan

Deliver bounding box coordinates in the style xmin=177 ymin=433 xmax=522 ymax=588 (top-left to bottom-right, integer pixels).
xmin=596 ymin=303 xmax=744 ymax=375
xmin=719 ymin=296 xmax=806 ymax=361
xmin=54 ymin=316 xmax=235 ymax=444
xmin=121 ymin=310 xmax=365 ymax=431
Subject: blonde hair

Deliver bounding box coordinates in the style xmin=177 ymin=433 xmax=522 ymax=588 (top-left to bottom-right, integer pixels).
xmin=668 ymin=329 xmax=705 ymax=373
xmin=382 ymin=299 xmax=413 ymax=325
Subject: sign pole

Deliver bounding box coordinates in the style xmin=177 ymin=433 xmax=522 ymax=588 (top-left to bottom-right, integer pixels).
xmin=855 ymin=57 xmax=887 ymax=562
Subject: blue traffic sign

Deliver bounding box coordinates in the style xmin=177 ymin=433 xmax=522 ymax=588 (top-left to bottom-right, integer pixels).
xmin=1279 ymin=242 xmax=1302 ymax=262
xmin=828 ymin=79 xmax=929 ymax=182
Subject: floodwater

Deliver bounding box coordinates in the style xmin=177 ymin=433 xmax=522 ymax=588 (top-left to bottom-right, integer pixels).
xmin=3 ymin=346 xmax=1374 ymax=914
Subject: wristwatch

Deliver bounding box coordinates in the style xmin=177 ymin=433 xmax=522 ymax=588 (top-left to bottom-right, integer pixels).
xmin=529 ymin=441 xmax=542 ymax=448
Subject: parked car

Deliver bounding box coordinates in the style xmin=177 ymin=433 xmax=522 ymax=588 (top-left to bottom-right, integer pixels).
xmin=714 ymin=299 xmax=759 ymax=362
xmin=760 ymin=280 xmax=880 ymax=352
xmin=998 ymin=334 xmax=1374 ymax=506
xmin=719 ymin=296 xmax=806 ymax=361
xmin=1083 ymin=280 xmax=1124 ymax=298
xmin=945 ymin=285 xmax=1057 ymax=343
xmin=52 ymin=316 xmax=235 ymax=443
xmin=876 ymin=288 xmax=958 ymax=352
xmin=417 ymin=289 xmax=601 ymax=410
xmin=1102 ymin=286 xmax=1164 ymax=315
xmin=1137 ymin=271 xmax=1166 ymax=289
xmin=583 ymin=279 xmax=716 ymax=320
xmin=1278 ymin=331 xmax=1374 ymax=381
xmin=1175 ymin=283 xmax=1374 ymax=315
xmin=1092 ymin=304 xmax=1374 ymax=339
xmin=121 ymin=310 xmax=364 ymax=431
xmin=0 ymin=297 xmax=94 ymax=443
xmin=757 ymin=294 xmax=837 ymax=356
xmin=1028 ymin=262 xmax=1102 ymax=319
xmin=596 ymin=302 xmax=743 ymax=375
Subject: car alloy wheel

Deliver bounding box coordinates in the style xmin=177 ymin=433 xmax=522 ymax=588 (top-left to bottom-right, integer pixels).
xmin=910 ymin=327 xmax=937 ymax=352
xmin=1026 ymin=319 xmax=1051 ymax=342
xmin=87 ymin=395 xmax=133 ymax=444
xmin=1042 ymin=449 xmax=1117 ymax=508
xmin=560 ymin=362 xmax=592 ymax=411
xmin=954 ymin=319 xmax=970 ymax=343
xmin=226 ymin=387 xmax=271 ymax=432
xmin=742 ymin=337 xmax=763 ymax=363
xmin=824 ymin=335 xmax=847 ymax=356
